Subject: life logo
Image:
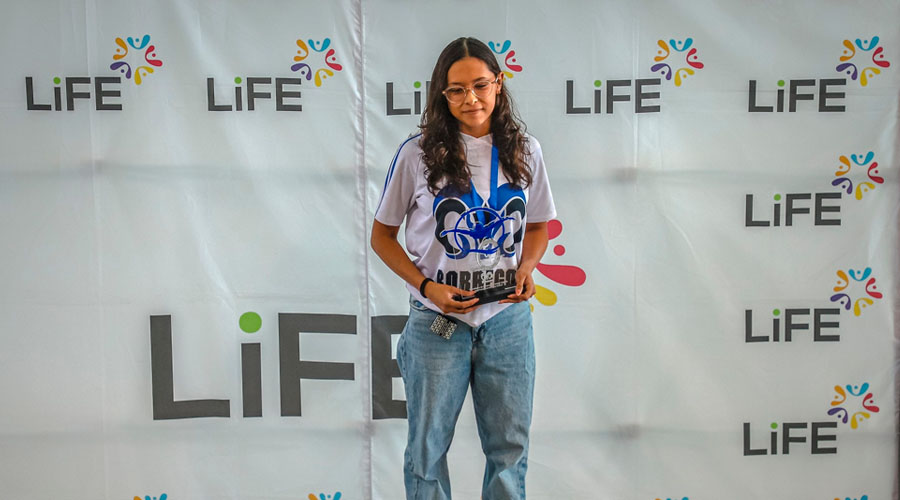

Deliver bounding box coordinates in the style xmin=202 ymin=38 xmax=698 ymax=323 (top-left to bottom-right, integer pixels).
xmin=745 ymin=150 xmax=886 ymax=228
xmin=25 ymin=33 xmax=163 ymax=111
xmin=829 ymin=267 xmax=883 ymax=317
xmin=744 ymin=266 xmax=883 ymax=344
xmin=207 ymin=36 xmax=343 ymax=112
xmin=150 ymin=307 xmax=426 ymax=421
xmin=385 ymin=38 xmax=522 ymax=116
xmin=740 ymin=382 xmax=880 ymax=456
xmin=836 ymin=36 xmax=891 ymax=86
xmin=827 ymin=382 xmax=880 ymax=430
xmin=748 ymin=35 xmax=891 ymax=112
xmin=650 ymin=38 xmax=705 ymax=87
xmin=743 ymin=384 xmax=881 ymax=457
xmin=110 ymin=34 xmax=164 ymax=85
xmin=291 ymin=37 xmax=343 ymax=87
xmin=831 ymin=151 xmax=883 ymax=200
xmin=566 ymin=36 xmax=703 ymax=115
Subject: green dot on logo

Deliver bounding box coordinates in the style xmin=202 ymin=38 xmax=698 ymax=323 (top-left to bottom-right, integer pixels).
xmin=773 ymin=309 xmax=780 ymax=316
xmin=234 ymin=77 xmax=242 ymax=84
xmin=770 ymin=422 xmax=778 ymax=429
xmin=413 ymin=81 xmax=421 ymax=89
xmin=774 ymin=194 xmax=781 ymax=201
xmin=239 ymin=312 xmax=261 ymax=333
xmin=594 ymin=80 xmax=602 ymax=87
xmin=777 ymin=80 xmax=785 ymax=87
xmin=53 ymin=77 xmax=61 ymax=85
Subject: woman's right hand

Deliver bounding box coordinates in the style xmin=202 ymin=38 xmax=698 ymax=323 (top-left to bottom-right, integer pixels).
xmin=423 ymin=281 xmax=480 ymax=314
xmin=370 ymin=220 xmax=479 ymax=315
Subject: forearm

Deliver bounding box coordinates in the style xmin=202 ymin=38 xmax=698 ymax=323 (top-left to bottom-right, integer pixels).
xmin=518 ymin=222 xmax=549 ymax=273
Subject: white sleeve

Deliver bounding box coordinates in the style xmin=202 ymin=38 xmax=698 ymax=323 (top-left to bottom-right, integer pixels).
xmin=374 ymin=135 xmax=422 ymax=226
xmin=525 ymin=136 xmax=557 ymax=223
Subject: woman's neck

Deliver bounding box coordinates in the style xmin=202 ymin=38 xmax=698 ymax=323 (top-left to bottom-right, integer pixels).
xmin=459 ymin=123 xmax=490 ymax=138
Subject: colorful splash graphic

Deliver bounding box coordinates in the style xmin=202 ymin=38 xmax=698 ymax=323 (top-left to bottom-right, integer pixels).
xmin=291 ymin=38 xmax=343 ymax=87
xmin=110 ymin=35 xmax=163 ymax=85
xmin=834 ymin=496 xmax=868 ymax=500
xmin=133 ymin=495 xmax=166 ymax=500
xmin=532 ymin=219 xmax=587 ymax=309
xmin=831 ymin=151 xmax=883 ymax=200
xmin=836 ymin=36 xmax=891 ymax=87
xmin=650 ymin=38 xmax=704 ymax=87
xmin=655 ymin=497 xmax=688 ymax=500
xmin=488 ymin=40 xmax=523 ymax=79
xmin=829 ymin=267 xmax=883 ymax=317
xmin=828 ymin=383 xmax=879 ymax=430
xmin=308 ymin=493 xmax=341 ymax=500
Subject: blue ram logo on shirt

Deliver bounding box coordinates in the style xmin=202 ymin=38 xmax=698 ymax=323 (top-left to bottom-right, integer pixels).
xmin=432 ymin=183 xmax=526 ymax=260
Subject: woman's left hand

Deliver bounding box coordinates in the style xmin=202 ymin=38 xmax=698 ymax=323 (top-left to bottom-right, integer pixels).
xmin=500 ymin=221 xmax=548 ymax=305
xmin=500 ymin=268 xmax=535 ymax=304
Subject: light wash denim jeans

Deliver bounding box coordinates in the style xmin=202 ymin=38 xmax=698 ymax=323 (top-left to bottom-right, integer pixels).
xmin=396 ymin=298 xmax=535 ymax=500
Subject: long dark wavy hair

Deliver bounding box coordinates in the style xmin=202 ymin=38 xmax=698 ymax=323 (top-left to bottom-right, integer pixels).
xmin=420 ymin=37 xmax=532 ymax=194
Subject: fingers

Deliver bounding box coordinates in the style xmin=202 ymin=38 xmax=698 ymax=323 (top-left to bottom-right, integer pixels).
xmin=521 ymin=274 xmax=535 ymax=299
xmin=448 ymin=286 xmax=477 ymax=312
xmin=500 ymin=290 xmax=526 ymax=304
xmin=442 ymin=299 xmax=479 ymax=314
xmin=457 ymin=302 xmax=480 ymax=314
xmin=501 ymin=274 xmax=534 ymax=304
xmin=437 ymin=286 xmax=478 ymax=314
xmin=515 ymin=272 xmax=525 ymax=296
xmin=454 ymin=299 xmax=478 ymax=313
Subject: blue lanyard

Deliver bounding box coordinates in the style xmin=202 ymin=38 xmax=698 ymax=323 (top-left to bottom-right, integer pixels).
xmin=471 ymin=144 xmax=500 ymax=227
xmin=489 ymin=144 xmax=499 ymax=210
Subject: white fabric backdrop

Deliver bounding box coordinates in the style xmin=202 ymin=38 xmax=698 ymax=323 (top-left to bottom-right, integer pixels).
xmin=0 ymin=1 xmax=897 ymax=499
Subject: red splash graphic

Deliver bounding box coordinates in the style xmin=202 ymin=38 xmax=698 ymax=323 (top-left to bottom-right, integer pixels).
xmin=536 ymin=219 xmax=586 ymax=287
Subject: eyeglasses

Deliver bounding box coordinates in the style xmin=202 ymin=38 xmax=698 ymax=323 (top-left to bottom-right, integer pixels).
xmin=442 ymin=78 xmax=500 ymax=105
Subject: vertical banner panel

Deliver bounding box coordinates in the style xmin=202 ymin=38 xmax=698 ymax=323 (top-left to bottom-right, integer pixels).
xmin=2 ymin=0 xmax=368 ymax=498
xmin=363 ymin=1 xmax=641 ymax=497
xmin=629 ymin=1 xmax=899 ymax=498
xmin=0 ymin=2 xmax=106 ymax=499
xmin=90 ymin=0 xmax=367 ymax=498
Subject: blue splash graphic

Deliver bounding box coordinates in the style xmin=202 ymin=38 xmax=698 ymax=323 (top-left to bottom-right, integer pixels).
xmin=668 ymin=38 xmax=693 ymax=51
xmin=489 ymin=40 xmax=512 ymax=54
xmin=308 ymin=38 xmax=331 ymax=52
xmin=127 ymin=34 xmax=150 ymax=49
xmin=855 ymin=37 xmax=879 ymax=51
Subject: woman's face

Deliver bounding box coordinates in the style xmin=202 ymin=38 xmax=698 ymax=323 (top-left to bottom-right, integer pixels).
xmin=444 ymin=56 xmax=501 ymax=138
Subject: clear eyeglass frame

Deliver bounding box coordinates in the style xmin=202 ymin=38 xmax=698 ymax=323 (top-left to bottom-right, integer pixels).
xmin=442 ymin=77 xmax=500 ymax=105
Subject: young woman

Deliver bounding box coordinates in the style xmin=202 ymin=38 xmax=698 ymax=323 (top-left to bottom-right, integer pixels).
xmin=371 ymin=37 xmax=556 ymax=500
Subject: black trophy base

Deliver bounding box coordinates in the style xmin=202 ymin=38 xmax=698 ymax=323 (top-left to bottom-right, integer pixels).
xmin=454 ymin=285 xmax=518 ymax=305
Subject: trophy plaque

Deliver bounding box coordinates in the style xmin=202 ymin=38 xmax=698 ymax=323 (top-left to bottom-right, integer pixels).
xmin=436 ymin=144 xmax=526 ymax=306
xmin=447 ymin=206 xmax=519 ymax=305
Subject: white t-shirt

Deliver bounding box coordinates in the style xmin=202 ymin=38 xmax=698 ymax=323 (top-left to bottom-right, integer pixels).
xmin=375 ymin=132 xmax=556 ymax=327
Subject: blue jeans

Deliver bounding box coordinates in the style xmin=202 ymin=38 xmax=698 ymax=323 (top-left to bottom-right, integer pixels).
xmin=397 ymin=298 xmax=535 ymax=500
